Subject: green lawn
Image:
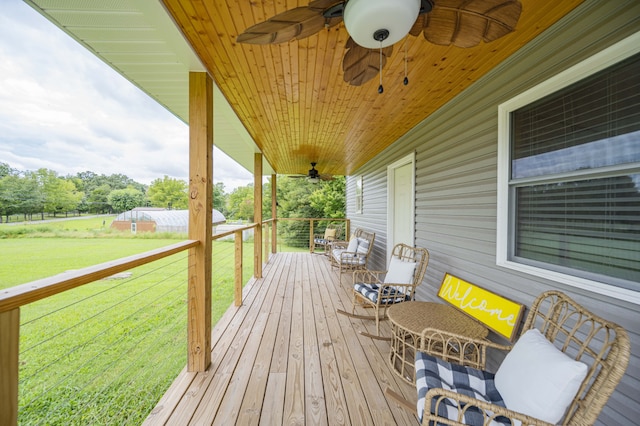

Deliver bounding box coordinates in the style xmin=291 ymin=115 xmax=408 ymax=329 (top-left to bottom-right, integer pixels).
xmin=1 ymin=232 xmax=254 ymax=425
xmin=0 ymin=238 xmax=183 ymax=288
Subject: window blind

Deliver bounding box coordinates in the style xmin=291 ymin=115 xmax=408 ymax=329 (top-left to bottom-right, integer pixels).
xmin=509 ymin=52 xmax=640 ymax=290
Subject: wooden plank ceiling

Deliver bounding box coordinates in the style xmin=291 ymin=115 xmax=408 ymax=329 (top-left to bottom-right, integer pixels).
xmin=162 ymin=0 xmax=583 ymax=177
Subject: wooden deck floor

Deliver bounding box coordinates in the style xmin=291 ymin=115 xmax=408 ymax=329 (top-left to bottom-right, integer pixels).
xmin=144 ymin=252 xmax=418 ymax=425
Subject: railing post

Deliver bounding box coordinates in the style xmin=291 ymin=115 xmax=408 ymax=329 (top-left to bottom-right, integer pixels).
xmin=0 ymin=308 xmax=19 ymax=426
xmin=271 ymin=174 xmax=277 ymax=254
xmin=264 ymin=222 xmax=270 ymax=263
xmin=234 ymin=230 xmax=243 ymax=307
xmin=309 ymin=219 xmax=314 ymax=253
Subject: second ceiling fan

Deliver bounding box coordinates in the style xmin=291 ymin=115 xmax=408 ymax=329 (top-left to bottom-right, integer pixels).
xmin=289 ymin=163 xmax=333 ymax=183
xmin=237 ymin=0 xmax=522 ymax=87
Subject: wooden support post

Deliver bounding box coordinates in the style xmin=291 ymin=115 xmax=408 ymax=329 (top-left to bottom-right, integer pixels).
xmin=264 ymin=223 xmax=270 ymax=263
xmin=234 ymin=230 xmax=243 ymax=307
xmin=309 ymin=219 xmax=314 ymax=253
xmin=0 ymin=308 xmax=19 ymax=426
xmin=187 ymin=72 xmax=213 ymax=372
xmin=271 ymin=174 xmax=277 ymax=254
xmin=254 ymin=153 xmax=263 ymax=279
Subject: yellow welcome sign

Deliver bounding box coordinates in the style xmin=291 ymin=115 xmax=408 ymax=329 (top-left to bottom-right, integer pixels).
xmin=438 ymin=273 xmax=524 ymax=342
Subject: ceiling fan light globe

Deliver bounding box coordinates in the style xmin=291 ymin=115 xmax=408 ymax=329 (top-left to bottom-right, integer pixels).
xmin=343 ymin=0 xmax=421 ymax=49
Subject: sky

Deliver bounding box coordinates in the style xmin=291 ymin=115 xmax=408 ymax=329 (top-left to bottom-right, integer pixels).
xmin=0 ymin=0 xmax=253 ymax=191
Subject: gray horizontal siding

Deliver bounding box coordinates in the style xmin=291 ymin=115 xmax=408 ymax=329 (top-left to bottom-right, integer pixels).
xmin=346 ymin=1 xmax=640 ymax=424
xmin=347 ymin=165 xmax=389 ymax=270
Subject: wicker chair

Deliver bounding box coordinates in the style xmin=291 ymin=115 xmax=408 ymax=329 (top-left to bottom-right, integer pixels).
xmin=312 ymin=223 xmax=343 ymax=256
xmin=338 ymin=243 xmax=429 ymax=335
xmin=329 ymin=228 xmax=375 ymax=274
xmin=387 ymin=290 xmax=630 ymax=426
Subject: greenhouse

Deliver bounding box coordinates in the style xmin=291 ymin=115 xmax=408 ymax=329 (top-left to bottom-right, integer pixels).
xmin=111 ymin=208 xmax=226 ymax=233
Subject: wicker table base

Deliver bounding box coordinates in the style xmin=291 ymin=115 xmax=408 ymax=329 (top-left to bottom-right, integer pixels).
xmin=387 ymin=301 xmax=488 ymax=384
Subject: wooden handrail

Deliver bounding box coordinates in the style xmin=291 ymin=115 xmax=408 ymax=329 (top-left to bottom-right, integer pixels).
xmin=212 ymin=223 xmax=259 ymax=240
xmin=1 ymin=221 xmax=273 ymax=313
xmin=0 ymin=240 xmax=199 ymax=313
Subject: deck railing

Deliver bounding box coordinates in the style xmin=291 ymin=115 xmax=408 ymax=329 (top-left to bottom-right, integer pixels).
xmin=16 ymin=249 xmax=193 ymax=424
xmin=0 ymin=240 xmax=198 ymax=424
xmin=0 ymin=218 xmax=347 ymax=424
xmin=274 ymin=218 xmax=350 ymax=253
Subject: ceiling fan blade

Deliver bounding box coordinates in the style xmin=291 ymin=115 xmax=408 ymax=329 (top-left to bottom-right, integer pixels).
xmin=409 ymin=14 xmax=427 ymax=37
xmin=342 ymin=38 xmax=393 ymax=86
xmin=237 ymin=6 xmax=330 ymax=45
xmin=480 ymin=0 xmax=523 ymax=42
xmin=308 ymin=0 xmax=344 ymax=13
xmin=422 ymin=0 xmax=522 ymax=48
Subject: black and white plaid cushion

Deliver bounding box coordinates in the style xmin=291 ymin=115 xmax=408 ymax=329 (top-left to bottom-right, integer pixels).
xmin=353 ymin=283 xmax=409 ymax=304
xmin=416 ymin=352 xmax=509 ymax=425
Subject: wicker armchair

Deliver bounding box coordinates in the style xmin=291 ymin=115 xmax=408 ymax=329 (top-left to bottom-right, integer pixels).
xmin=338 ymin=243 xmax=429 ymax=335
xmin=329 ymin=228 xmax=375 ymax=274
xmin=312 ymin=223 xmax=343 ymax=256
xmin=386 ymin=290 xmax=630 ymax=426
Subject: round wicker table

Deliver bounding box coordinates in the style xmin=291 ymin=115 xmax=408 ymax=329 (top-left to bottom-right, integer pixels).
xmin=387 ymin=301 xmax=489 ymax=384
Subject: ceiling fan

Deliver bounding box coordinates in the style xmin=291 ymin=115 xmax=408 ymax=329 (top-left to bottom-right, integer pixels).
xmin=289 ymin=163 xmax=333 ymax=182
xmin=237 ymin=0 xmax=522 ymax=88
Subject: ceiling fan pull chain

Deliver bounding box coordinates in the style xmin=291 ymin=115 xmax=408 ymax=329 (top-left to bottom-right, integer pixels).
xmin=378 ymin=42 xmax=384 ymax=94
xmin=404 ymin=39 xmax=409 ymax=86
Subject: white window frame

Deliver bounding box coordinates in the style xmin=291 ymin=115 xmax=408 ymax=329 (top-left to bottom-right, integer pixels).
xmin=355 ymin=176 xmax=363 ymax=214
xmin=496 ymin=32 xmax=640 ymax=305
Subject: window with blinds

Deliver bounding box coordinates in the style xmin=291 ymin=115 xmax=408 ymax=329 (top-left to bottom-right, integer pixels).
xmin=507 ymin=52 xmax=640 ymax=291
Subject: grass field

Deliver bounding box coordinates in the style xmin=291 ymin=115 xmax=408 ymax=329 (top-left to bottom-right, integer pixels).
xmin=0 ymin=215 xmax=177 ymax=240
xmin=0 ymin=219 xmax=255 ymax=425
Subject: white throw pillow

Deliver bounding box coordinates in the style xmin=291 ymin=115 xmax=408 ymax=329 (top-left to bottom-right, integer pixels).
xmin=494 ymin=329 xmax=588 ymax=424
xmin=346 ymin=237 xmax=359 ymax=253
xmin=384 ymin=257 xmax=416 ymax=284
xmin=356 ymin=238 xmax=369 ymax=254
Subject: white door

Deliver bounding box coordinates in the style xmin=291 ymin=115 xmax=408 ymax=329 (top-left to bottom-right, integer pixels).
xmin=387 ymin=153 xmax=415 ymax=260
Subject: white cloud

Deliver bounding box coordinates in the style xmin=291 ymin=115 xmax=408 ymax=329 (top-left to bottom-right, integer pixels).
xmin=0 ymin=0 xmax=252 ymax=190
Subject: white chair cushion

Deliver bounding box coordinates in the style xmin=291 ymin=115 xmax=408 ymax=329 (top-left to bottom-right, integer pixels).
xmin=341 ymin=252 xmax=366 ymax=265
xmin=494 ymin=329 xmax=588 ymax=424
xmin=384 ymin=257 xmax=416 ymax=284
xmin=346 ymin=237 xmax=359 ymax=253
xmin=331 ymin=248 xmax=345 ymax=261
xmin=384 ymin=258 xmax=417 ymax=293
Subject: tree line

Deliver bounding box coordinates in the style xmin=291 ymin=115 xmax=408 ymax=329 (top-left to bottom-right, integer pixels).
xmin=0 ymin=162 xmax=346 ymax=224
